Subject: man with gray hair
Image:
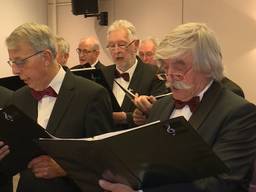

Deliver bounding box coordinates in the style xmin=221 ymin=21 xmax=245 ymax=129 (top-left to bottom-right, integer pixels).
xmin=0 ymin=22 xmax=113 ymax=192
xmin=99 ymin=22 xmax=256 ymax=192
xmin=71 ymin=36 xmax=104 ymax=69
xmin=56 ymin=36 xmax=70 ymax=66
xmin=101 ymin=19 xmax=168 ymax=129
xmin=138 ymin=37 xmax=158 ymax=65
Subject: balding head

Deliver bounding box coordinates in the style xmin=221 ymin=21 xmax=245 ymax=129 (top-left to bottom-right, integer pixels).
xmin=77 ymin=36 xmax=100 ymax=65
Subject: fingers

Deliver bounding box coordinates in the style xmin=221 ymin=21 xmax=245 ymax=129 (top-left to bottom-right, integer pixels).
xmin=99 ymin=179 xmax=115 ymax=191
xmin=134 ymin=95 xmax=154 ymax=113
xmin=99 ymin=180 xmax=135 ymax=192
xmin=112 ymin=112 xmax=127 ymax=124
xmin=133 ymin=109 xmax=146 ymax=125
xmin=0 ymin=141 xmax=10 ymax=160
xmin=28 ymin=155 xmax=65 ymax=179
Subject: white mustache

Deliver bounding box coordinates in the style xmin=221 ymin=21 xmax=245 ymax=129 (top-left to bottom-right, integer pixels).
xmin=165 ymin=80 xmax=192 ymax=90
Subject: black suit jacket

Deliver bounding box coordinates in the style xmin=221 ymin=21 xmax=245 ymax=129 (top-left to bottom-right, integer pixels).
xmin=0 ymin=86 xmax=13 ymax=192
xmin=101 ymin=57 xmax=168 ymax=128
xmin=12 ymin=70 xmax=113 ymax=192
xmin=71 ymin=61 xmax=104 ymax=70
xmin=221 ymin=77 xmax=244 ymax=98
xmin=145 ymin=81 xmax=256 ymax=192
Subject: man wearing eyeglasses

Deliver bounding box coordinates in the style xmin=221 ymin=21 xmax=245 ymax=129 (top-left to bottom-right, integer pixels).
xmin=101 ymin=19 xmax=168 ymax=130
xmin=71 ymin=36 xmax=104 ymax=69
xmin=0 ymin=22 xmax=113 ymax=192
xmin=138 ymin=37 xmax=158 ymax=65
xmin=99 ymin=23 xmax=256 ymax=192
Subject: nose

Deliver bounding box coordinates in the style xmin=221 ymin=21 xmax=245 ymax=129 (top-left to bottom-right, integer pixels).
xmin=11 ymin=64 xmax=21 ymax=75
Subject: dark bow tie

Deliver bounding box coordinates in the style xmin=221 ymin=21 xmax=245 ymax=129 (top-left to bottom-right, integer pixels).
xmin=82 ymin=63 xmax=92 ymax=68
xmin=173 ymin=96 xmax=200 ymax=112
xmin=31 ymin=86 xmax=58 ymax=101
xmin=114 ymin=69 xmax=130 ymax=82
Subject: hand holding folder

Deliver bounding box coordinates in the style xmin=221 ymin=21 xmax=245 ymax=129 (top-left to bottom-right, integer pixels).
xmin=38 ymin=117 xmax=229 ymax=192
xmin=0 ymin=105 xmax=51 ymax=176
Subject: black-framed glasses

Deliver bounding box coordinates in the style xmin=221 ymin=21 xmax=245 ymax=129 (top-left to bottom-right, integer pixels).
xmin=76 ymin=48 xmax=95 ymax=55
xmin=106 ymin=40 xmax=136 ymax=51
xmin=7 ymin=50 xmax=44 ymax=67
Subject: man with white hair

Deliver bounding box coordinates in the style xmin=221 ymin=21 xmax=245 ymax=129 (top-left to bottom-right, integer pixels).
xmin=0 ymin=22 xmax=113 ymax=192
xmin=101 ymin=19 xmax=168 ymax=129
xmin=99 ymin=22 xmax=256 ymax=192
xmin=138 ymin=37 xmax=158 ymax=65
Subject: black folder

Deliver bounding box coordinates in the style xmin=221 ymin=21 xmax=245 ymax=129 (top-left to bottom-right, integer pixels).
xmin=0 ymin=75 xmax=25 ymax=91
xmin=0 ymin=105 xmax=51 ymax=176
xmin=38 ymin=117 xmax=229 ymax=191
xmin=71 ymin=68 xmax=121 ymax=112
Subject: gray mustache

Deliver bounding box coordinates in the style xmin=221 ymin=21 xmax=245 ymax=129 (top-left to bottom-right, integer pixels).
xmin=165 ymin=81 xmax=192 ymax=90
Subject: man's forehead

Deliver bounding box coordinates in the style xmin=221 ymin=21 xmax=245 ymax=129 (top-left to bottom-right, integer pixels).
xmin=8 ymin=42 xmax=33 ymax=53
xmin=108 ymin=29 xmax=129 ymax=41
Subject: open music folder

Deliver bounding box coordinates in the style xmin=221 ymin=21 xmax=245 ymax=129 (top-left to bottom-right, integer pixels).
xmin=71 ymin=68 xmax=121 ymax=112
xmin=38 ymin=117 xmax=229 ymax=192
xmin=0 ymin=75 xmax=25 ymax=91
xmin=0 ymin=105 xmax=51 ymax=176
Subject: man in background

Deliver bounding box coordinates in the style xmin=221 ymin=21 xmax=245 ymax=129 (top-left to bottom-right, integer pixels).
xmin=71 ymin=36 xmax=104 ymax=69
xmin=138 ymin=37 xmax=158 ymax=65
xmin=101 ymin=19 xmax=168 ymax=129
xmin=99 ymin=22 xmax=256 ymax=192
xmin=56 ymin=36 xmax=70 ymax=67
xmin=0 ymin=22 xmax=113 ymax=192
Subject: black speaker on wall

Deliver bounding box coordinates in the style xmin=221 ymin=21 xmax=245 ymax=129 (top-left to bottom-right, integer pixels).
xmin=72 ymin=0 xmax=98 ymax=15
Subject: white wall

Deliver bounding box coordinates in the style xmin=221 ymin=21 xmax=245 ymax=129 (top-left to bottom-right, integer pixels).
xmin=51 ymin=0 xmax=256 ymax=103
xmin=183 ymin=0 xmax=256 ymax=103
xmin=50 ymin=0 xmax=181 ymax=67
xmin=0 ymin=0 xmax=48 ymax=77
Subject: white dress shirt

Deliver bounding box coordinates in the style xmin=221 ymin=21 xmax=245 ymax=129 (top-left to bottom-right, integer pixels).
xmin=37 ymin=67 xmax=65 ymax=128
xmin=90 ymin=59 xmax=99 ymax=68
xmin=113 ymin=59 xmax=138 ymax=106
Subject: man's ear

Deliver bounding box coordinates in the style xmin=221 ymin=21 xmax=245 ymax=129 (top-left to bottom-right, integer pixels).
xmin=42 ymin=49 xmax=53 ymax=65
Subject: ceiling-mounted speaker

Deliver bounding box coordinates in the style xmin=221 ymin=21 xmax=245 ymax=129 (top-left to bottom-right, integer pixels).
xmin=72 ymin=0 xmax=98 ymax=15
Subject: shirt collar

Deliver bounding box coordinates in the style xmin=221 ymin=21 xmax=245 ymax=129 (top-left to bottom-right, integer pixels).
xmin=48 ymin=66 xmax=66 ymax=94
xmin=116 ymin=58 xmax=138 ymax=81
xmin=90 ymin=59 xmax=99 ymax=68
xmin=198 ymin=80 xmax=213 ymax=101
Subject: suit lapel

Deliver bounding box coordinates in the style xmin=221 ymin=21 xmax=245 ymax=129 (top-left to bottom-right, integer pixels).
xmin=189 ymin=81 xmax=223 ymax=130
xmin=102 ymin=65 xmax=115 ymax=89
xmin=121 ymin=61 xmax=143 ymax=111
xmin=46 ymin=71 xmax=75 ymax=134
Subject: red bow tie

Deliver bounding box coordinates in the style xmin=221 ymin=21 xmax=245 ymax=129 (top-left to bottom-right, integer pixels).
xmin=173 ymin=96 xmax=200 ymax=112
xmin=114 ymin=69 xmax=130 ymax=82
xmin=31 ymin=86 xmax=58 ymax=101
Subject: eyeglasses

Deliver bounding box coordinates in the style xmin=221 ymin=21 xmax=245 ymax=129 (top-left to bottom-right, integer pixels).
xmin=156 ymin=67 xmax=192 ymax=81
xmin=139 ymin=51 xmax=154 ymax=58
xmin=7 ymin=50 xmax=44 ymax=67
xmin=106 ymin=40 xmax=136 ymax=51
xmin=76 ymin=48 xmax=95 ymax=55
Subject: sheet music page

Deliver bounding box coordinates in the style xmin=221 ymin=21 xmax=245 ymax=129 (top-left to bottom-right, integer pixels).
xmin=40 ymin=120 xmax=160 ymax=141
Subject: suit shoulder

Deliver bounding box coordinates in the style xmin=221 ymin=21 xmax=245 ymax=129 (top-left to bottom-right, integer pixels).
xmin=71 ymin=73 xmax=108 ymax=97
